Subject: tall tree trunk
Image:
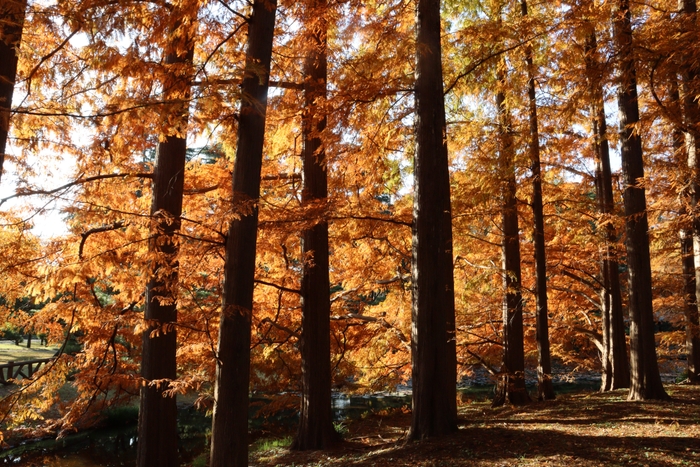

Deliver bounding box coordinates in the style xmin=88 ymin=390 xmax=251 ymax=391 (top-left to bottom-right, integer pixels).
xmin=680 ymin=222 xmax=700 ymax=383
xmin=492 ymin=66 xmax=530 ymax=407
xmin=581 ymin=4 xmax=629 ymax=391
xmin=520 ymin=0 xmax=554 ymax=402
xmin=137 ymin=17 xmax=195 ymax=467
xmin=613 ymin=0 xmax=668 ymax=401
xmin=410 ymin=0 xmax=458 ymax=439
xmin=679 ymin=0 xmax=700 ymax=384
xmin=0 ymin=0 xmax=26 ymax=185
xmin=293 ymin=0 xmax=338 ymax=450
xmin=209 ymin=2 xmax=277 ymax=466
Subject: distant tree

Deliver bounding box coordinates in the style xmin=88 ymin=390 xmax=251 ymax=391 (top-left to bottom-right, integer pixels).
xmin=520 ymin=0 xmax=554 ymax=401
xmin=580 ymin=0 xmax=630 ymax=391
xmin=492 ymin=62 xmax=530 ymax=407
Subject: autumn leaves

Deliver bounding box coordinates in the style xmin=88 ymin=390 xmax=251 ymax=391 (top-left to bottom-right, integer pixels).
xmin=0 ymin=0 xmax=699 ymax=461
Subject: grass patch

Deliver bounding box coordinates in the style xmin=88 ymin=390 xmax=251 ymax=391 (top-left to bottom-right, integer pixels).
xmin=0 ymin=340 xmax=60 ymax=364
xmin=251 ymin=436 xmax=293 ymax=454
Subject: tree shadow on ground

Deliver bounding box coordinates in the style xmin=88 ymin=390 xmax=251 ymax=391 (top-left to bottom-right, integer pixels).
xmin=250 ymin=385 xmax=700 ymax=467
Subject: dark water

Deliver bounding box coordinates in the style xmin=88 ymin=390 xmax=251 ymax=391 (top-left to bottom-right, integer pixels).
xmin=1 ymin=406 xmax=208 ymax=467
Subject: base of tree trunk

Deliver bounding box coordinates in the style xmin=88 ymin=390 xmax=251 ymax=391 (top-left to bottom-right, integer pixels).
xmin=537 ymin=376 xmax=555 ymax=401
xmin=492 ymin=373 xmax=531 ymax=407
xmin=291 ymin=427 xmax=341 ymax=451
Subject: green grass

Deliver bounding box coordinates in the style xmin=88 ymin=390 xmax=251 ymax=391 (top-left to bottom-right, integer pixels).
xmin=0 ymin=340 xmax=60 ymax=364
xmin=251 ymin=436 xmax=293 ymax=453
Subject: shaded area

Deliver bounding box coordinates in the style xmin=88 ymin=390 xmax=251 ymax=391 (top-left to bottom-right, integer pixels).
xmin=252 ymin=385 xmax=700 ymax=467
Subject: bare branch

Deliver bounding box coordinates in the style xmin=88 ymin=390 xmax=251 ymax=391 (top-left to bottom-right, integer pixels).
xmin=464 ymin=349 xmax=500 ymax=376
xmin=260 ymin=317 xmax=300 ymax=339
xmin=1 ymin=173 xmax=153 ymax=206
xmin=254 ymin=279 xmax=300 ymax=295
xmin=79 ymin=221 xmax=125 ymax=260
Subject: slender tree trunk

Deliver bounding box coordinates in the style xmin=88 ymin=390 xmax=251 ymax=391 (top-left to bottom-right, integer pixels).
xmin=613 ymin=0 xmax=668 ymax=401
xmin=0 ymin=0 xmax=26 ymax=184
xmin=679 ymin=0 xmax=700 ymax=384
xmin=209 ymin=2 xmax=277 ymax=466
xmin=681 ymin=219 xmax=700 ymax=383
xmin=293 ymin=0 xmax=338 ymax=450
xmin=520 ymin=0 xmax=554 ymax=402
xmin=492 ymin=67 xmax=530 ymax=407
xmin=581 ymin=7 xmax=629 ymax=391
xmin=137 ymin=18 xmax=195 ymax=467
xmin=410 ymin=0 xmax=458 ymax=439
xmin=672 ymin=73 xmax=700 ymax=384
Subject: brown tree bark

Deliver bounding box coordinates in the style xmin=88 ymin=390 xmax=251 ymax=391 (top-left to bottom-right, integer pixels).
xmin=581 ymin=4 xmax=629 ymax=391
xmin=0 ymin=0 xmax=26 ymax=185
xmin=681 ymin=218 xmax=700 ymax=383
xmin=137 ymin=18 xmax=195 ymax=467
xmin=410 ymin=0 xmax=458 ymax=439
xmin=520 ymin=0 xmax=554 ymax=402
xmin=492 ymin=66 xmax=530 ymax=407
xmin=613 ymin=0 xmax=668 ymax=401
xmin=679 ymin=0 xmax=700 ymax=384
xmin=292 ymin=0 xmax=339 ymax=450
xmin=209 ymin=2 xmax=278 ymax=466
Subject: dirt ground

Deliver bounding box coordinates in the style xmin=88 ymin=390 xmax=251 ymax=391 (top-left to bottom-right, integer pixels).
xmin=248 ymin=384 xmax=700 ymax=467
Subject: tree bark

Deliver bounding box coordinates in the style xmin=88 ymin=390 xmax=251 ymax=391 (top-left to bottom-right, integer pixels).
xmin=0 ymin=0 xmax=26 ymax=185
xmin=209 ymin=2 xmax=277 ymax=466
xmin=492 ymin=66 xmax=530 ymax=407
xmin=292 ymin=0 xmax=338 ymax=450
xmin=581 ymin=4 xmax=629 ymax=391
xmin=679 ymin=0 xmax=700 ymax=384
xmin=410 ymin=0 xmax=458 ymax=439
xmin=137 ymin=18 xmax=194 ymax=467
xmin=681 ymin=220 xmax=700 ymax=383
xmin=520 ymin=0 xmax=554 ymax=402
xmin=613 ymin=0 xmax=668 ymax=401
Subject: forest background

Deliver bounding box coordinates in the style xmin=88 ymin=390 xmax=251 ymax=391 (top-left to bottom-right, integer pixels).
xmin=0 ymin=0 xmax=699 ymax=463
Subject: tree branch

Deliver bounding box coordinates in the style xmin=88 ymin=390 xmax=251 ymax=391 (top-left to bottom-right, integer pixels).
xmin=1 ymin=173 xmax=153 ymax=206
xmin=260 ymin=317 xmax=300 ymax=339
xmin=254 ymin=279 xmax=300 ymax=295
xmin=79 ymin=221 xmax=125 ymax=260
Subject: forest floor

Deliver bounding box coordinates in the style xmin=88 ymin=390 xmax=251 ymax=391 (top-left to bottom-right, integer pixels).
xmin=248 ymin=384 xmax=700 ymax=467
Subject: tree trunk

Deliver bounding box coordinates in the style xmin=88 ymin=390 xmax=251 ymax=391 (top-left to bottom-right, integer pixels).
xmin=678 ymin=170 xmax=700 ymax=384
xmin=520 ymin=0 xmax=554 ymax=402
xmin=410 ymin=0 xmax=458 ymax=439
xmin=137 ymin=19 xmax=194 ymax=467
xmin=293 ymin=0 xmax=338 ymax=450
xmin=25 ymin=333 xmax=31 ymax=349
xmin=613 ymin=0 xmax=668 ymax=401
xmin=492 ymin=68 xmax=530 ymax=407
xmin=209 ymin=2 xmax=277 ymax=466
xmin=581 ymin=6 xmax=629 ymax=391
xmin=679 ymin=0 xmax=700 ymax=384
xmin=0 ymin=0 xmax=26 ymax=185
